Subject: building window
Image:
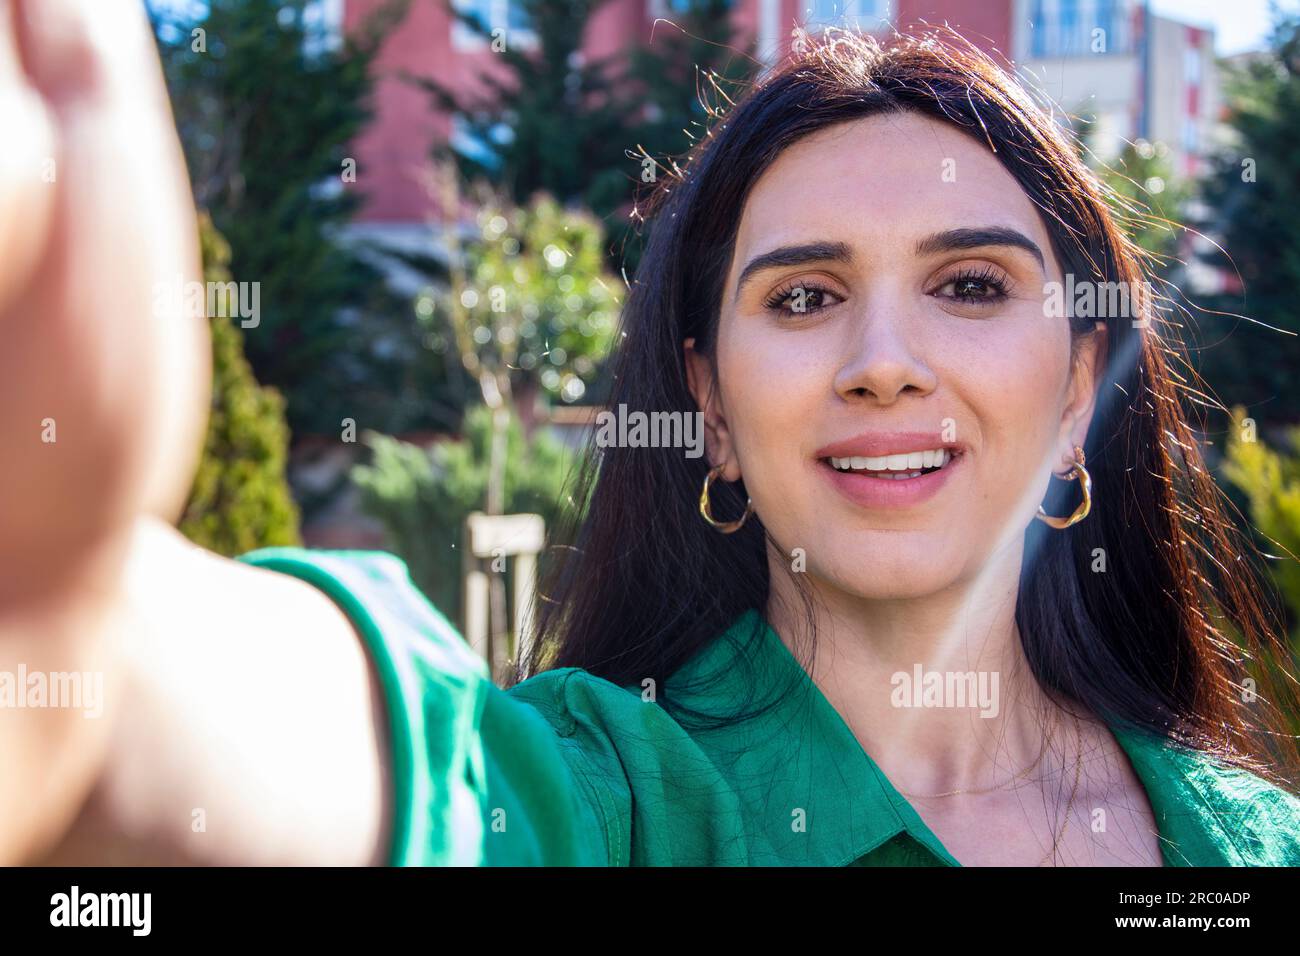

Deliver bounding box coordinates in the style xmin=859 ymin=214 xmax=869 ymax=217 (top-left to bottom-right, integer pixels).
xmin=802 ymin=0 xmax=892 ymax=33
xmin=452 ymin=0 xmax=537 ymax=51
xmin=649 ymin=0 xmax=732 ymax=16
xmin=302 ymin=0 xmax=344 ymax=54
xmin=450 ymin=114 xmax=515 ymax=173
xmin=1095 ymin=0 xmax=1118 ymax=47
xmin=1028 ymin=0 xmax=1131 ymax=58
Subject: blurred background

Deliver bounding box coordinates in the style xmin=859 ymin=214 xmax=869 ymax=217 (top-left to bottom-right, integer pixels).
xmin=145 ymin=0 xmax=1300 ymax=682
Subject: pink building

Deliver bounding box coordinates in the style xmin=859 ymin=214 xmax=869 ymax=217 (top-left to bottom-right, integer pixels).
xmin=332 ymin=0 xmax=1217 ymax=253
xmin=338 ymin=1 xmax=1012 ymax=242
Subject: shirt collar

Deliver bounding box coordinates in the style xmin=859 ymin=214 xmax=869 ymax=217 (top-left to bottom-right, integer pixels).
xmin=666 ymin=608 xmax=1246 ymax=866
xmin=1109 ymin=724 xmax=1248 ymax=865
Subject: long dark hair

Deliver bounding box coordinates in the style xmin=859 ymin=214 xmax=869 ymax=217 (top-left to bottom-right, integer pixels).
xmin=517 ymin=26 xmax=1300 ymax=790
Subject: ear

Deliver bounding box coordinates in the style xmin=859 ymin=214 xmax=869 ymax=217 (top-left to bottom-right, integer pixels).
xmin=684 ymin=338 xmax=741 ymax=480
xmin=1056 ymin=322 xmax=1108 ymax=473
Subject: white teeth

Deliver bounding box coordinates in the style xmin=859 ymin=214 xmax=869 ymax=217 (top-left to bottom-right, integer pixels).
xmin=828 ymin=448 xmax=953 ymax=474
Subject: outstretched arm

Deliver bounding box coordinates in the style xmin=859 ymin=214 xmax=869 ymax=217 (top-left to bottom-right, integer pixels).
xmin=0 ymin=0 xmax=391 ymax=865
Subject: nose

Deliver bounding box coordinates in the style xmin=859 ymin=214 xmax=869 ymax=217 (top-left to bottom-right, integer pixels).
xmin=832 ymin=290 xmax=938 ymax=404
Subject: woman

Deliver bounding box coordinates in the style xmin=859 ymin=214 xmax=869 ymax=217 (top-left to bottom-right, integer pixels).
xmin=6 ymin=1 xmax=1299 ymax=866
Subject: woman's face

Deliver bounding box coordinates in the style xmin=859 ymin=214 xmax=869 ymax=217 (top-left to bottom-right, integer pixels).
xmin=687 ymin=112 xmax=1106 ymax=602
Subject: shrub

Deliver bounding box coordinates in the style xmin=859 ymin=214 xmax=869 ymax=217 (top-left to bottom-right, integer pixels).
xmin=178 ymin=213 xmax=301 ymax=555
xmin=350 ymin=404 xmax=580 ymax=625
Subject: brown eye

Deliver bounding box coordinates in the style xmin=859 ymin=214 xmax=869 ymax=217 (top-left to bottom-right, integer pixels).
xmin=934 ymin=266 xmax=1011 ymax=306
xmin=762 ymin=282 xmax=843 ymax=316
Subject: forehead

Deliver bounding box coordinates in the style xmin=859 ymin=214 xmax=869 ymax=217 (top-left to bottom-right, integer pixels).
xmin=730 ymin=111 xmax=1054 ymax=273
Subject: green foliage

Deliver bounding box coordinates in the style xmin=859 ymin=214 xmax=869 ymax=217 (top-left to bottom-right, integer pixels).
xmin=419 ymin=190 xmax=619 ymax=407
xmin=1220 ymin=405 xmax=1300 ymax=654
xmin=424 ymin=0 xmax=630 ymax=224
xmin=179 ymin=213 xmax=302 ymax=556
xmin=423 ymin=0 xmax=754 ymax=276
xmin=1095 ymin=139 xmax=1191 ymax=265
xmin=621 ymin=0 xmax=757 ymax=273
xmin=624 ymin=1 xmax=756 ymax=156
xmin=150 ymin=0 xmax=442 ymax=435
xmin=350 ymin=405 xmax=581 ymax=624
xmin=1073 ymin=107 xmax=1189 ymax=271
xmin=1193 ymin=13 xmax=1300 ymax=423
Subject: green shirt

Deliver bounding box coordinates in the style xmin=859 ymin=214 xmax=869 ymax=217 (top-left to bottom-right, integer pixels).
xmin=234 ymin=546 xmax=1300 ymax=866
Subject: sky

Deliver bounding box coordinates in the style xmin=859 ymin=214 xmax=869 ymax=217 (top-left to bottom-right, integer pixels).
xmin=1150 ymin=0 xmax=1299 ymax=55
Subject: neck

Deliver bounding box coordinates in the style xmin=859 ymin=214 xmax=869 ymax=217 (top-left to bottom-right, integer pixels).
xmin=765 ymin=536 xmax=1072 ymax=794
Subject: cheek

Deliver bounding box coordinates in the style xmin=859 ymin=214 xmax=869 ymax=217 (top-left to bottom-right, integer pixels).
xmin=715 ymin=323 xmax=826 ymax=499
xmin=948 ymin=320 xmax=1071 ymax=512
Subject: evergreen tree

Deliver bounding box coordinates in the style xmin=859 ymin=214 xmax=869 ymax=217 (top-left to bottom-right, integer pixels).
xmin=421 ymin=1 xmax=629 ymax=215
xmin=1194 ymin=13 xmax=1300 ymax=423
xmin=179 ymin=213 xmax=302 ymax=556
xmin=623 ymin=1 xmax=758 ymax=273
xmin=151 ymin=0 xmax=421 ymax=433
xmin=1220 ymin=405 xmax=1300 ymax=667
xmin=421 ymin=0 xmax=752 ymax=276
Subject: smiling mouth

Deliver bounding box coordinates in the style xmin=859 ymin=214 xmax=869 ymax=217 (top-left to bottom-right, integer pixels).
xmin=821 ymin=448 xmax=963 ymax=480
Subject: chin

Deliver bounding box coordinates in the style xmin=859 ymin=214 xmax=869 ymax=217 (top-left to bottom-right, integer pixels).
xmin=809 ymin=546 xmax=962 ymax=603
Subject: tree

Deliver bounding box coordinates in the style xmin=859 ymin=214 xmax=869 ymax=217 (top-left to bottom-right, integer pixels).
xmin=403 ymin=175 xmax=616 ymax=650
xmin=423 ymin=182 xmax=618 ymax=413
xmin=1096 ymin=139 xmax=1191 ymax=266
xmin=622 ymin=1 xmax=758 ymax=274
xmin=419 ymin=176 xmax=616 ymax=519
xmin=179 ymin=213 xmax=301 ymax=556
xmin=1193 ymin=13 xmax=1300 ymax=424
xmin=421 ymin=1 xmax=628 ymax=232
xmin=1072 ymin=109 xmax=1190 ymax=269
xmin=420 ymin=0 xmax=754 ymax=276
xmin=150 ymin=0 xmax=428 ymax=434
xmin=351 ymin=405 xmax=581 ymax=630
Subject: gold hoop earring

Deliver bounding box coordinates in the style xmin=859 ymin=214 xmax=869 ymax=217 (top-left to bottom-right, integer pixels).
xmin=699 ymin=465 xmax=753 ymax=534
xmin=1035 ymin=445 xmax=1092 ymax=529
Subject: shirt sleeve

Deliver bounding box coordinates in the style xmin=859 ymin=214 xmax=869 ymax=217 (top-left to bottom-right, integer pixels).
xmin=233 ymin=546 xmax=611 ymax=866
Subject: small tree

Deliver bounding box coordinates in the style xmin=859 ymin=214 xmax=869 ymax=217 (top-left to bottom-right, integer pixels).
xmin=179 ymin=213 xmax=301 ymax=556
xmin=421 ymin=175 xmax=619 ymax=512
xmin=351 ymin=405 xmax=580 ymax=629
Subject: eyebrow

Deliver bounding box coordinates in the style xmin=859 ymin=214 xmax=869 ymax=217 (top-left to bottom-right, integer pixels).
xmin=732 ymin=241 xmax=854 ymax=305
xmin=732 ymin=227 xmax=1046 ymax=304
xmin=914 ymin=227 xmax=1046 ymax=270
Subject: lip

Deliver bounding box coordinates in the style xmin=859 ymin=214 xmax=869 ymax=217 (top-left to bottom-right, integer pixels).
xmin=813 ymin=430 xmax=968 ymax=510
xmin=812 ymin=430 xmax=966 ymax=460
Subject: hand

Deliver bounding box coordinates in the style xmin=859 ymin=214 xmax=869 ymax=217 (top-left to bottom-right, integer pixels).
xmin=0 ymin=0 xmax=210 ymax=862
xmin=0 ymin=0 xmax=210 ymax=601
